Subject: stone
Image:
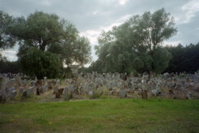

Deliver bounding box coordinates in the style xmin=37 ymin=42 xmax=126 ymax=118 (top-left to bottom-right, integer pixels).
xmin=15 ymin=74 xmax=23 ymax=87
xmin=141 ymin=90 xmax=148 ymax=99
xmin=88 ymin=90 xmax=95 ymax=99
xmin=151 ymin=88 xmax=161 ymax=96
xmin=27 ymin=87 xmax=34 ymax=97
xmin=1 ymin=77 xmax=9 ymax=90
xmin=53 ymin=86 xmax=58 ymax=94
xmin=55 ymin=88 xmax=64 ymax=98
xmin=10 ymin=90 xmax=17 ymax=100
xmin=55 ymin=92 xmax=62 ymax=98
xmin=56 ymin=79 xmax=61 ymax=85
xmin=43 ymin=77 xmax=47 ymax=85
xmin=0 ymin=89 xmax=6 ymax=103
xmin=36 ymin=87 xmax=41 ymax=95
xmin=21 ymin=90 xmax=28 ymax=100
xmin=30 ymin=81 xmax=35 ymax=86
xmin=119 ymin=90 xmax=127 ymax=99
xmin=186 ymin=92 xmax=192 ymax=100
xmin=63 ymin=88 xmax=71 ymax=101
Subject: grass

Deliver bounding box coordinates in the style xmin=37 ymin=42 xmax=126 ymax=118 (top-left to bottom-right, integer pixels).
xmin=0 ymin=99 xmax=199 ymax=133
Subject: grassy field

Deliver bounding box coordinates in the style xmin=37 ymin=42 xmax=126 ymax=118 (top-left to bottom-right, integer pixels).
xmin=0 ymin=99 xmax=199 ymax=133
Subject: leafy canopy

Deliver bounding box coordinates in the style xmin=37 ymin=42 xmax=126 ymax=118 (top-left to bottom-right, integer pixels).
xmin=1 ymin=10 xmax=91 ymax=78
xmin=92 ymin=8 xmax=176 ymax=74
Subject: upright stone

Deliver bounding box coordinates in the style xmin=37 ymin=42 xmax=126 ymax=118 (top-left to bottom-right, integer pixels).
xmin=141 ymin=90 xmax=148 ymax=99
xmin=15 ymin=74 xmax=23 ymax=87
xmin=119 ymin=90 xmax=127 ymax=99
xmin=21 ymin=90 xmax=28 ymax=100
xmin=27 ymin=87 xmax=34 ymax=97
xmin=53 ymin=86 xmax=58 ymax=94
xmin=43 ymin=77 xmax=47 ymax=86
xmin=63 ymin=88 xmax=70 ymax=101
xmin=0 ymin=89 xmax=6 ymax=103
xmin=10 ymin=90 xmax=17 ymax=100
xmin=88 ymin=90 xmax=95 ymax=99
xmin=19 ymin=87 xmax=24 ymax=96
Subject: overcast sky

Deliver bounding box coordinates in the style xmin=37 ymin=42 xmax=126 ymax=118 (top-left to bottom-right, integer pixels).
xmin=1 ymin=0 xmax=199 ymax=62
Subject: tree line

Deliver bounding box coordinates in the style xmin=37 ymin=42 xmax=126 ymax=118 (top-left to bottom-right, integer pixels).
xmin=1 ymin=9 xmax=199 ymax=78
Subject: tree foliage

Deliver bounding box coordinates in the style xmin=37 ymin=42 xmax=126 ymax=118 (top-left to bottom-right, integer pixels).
xmin=91 ymin=8 xmax=176 ymax=74
xmin=19 ymin=47 xmax=62 ymax=79
xmin=165 ymin=43 xmax=199 ymax=73
xmin=0 ymin=11 xmax=16 ymax=49
xmin=0 ymin=10 xmax=91 ymax=78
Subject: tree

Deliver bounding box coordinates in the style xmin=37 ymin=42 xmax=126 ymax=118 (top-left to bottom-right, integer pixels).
xmin=19 ymin=47 xmax=62 ymax=79
xmin=92 ymin=8 xmax=176 ymax=74
xmin=165 ymin=43 xmax=199 ymax=73
xmin=0 ymin=10 xmax=16 ymax=49
xmin=48 ymin=36 xmax=91 ymax=67
xmin=10 ymin=11 xmax=65 ymax=51
xmin=4 ymin=11 xmax=91 ymax=78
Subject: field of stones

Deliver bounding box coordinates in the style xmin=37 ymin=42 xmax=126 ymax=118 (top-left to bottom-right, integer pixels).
xmin=1 ymin=72 xmax=199 ymax=103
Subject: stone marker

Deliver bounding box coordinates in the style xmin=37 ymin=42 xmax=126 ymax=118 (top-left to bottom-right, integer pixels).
xmin=53 ymin=86 xmax=58 ymax=94
xmin=88 ymin=90 xmax=95 ymax=99
xmin=119 ymin=90 xmax=127 ymax=99
xmin=141 ymin=90 xmax=148 ymax=99
xmin=21 ymin=90 xmax=28 ymax=100
xmin=186 ymin=92 xmax=192 ymax=100
xmin=27 ymin=87 xmax=34 ymax=97
xmin=63 ymin=88 xmax=70 ymax=101
xmin=10 ymin=90 xmax=17 ymax=100
xmin=15 ymin=74 xmax=23 ymax=87
xmin=0 ymin=89 xmax=6 ymax=103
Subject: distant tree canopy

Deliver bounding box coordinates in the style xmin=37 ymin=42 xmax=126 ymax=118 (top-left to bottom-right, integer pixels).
xmin=165 ymin=43 xmax=199 ymax=74
xmin=89 ymin=8 xmax=177 ymax=74
xmin=0 ymin=11 xmax=91 ymax=79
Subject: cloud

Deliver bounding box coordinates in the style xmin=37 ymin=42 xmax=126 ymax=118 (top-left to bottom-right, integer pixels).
xmin=119 ymin=0 xmax=129 ymax=5
xmin=163 ymin=41 xmax=181 ymax=47
xmin=175 ymin=0 xmax=199 ymax=24
xmin=40 ymin=0 xmax=51 ymax=6
xmin=1 ymin=50 xmax=18 ymax=61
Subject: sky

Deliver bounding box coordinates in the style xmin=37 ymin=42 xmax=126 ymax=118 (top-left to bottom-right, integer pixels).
xmin=0 ymin=0 xmax=199 ymax=63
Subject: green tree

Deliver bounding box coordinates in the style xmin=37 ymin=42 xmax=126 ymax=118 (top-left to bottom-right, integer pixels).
xmin=0 ymin=10 xmax=16 ymax=49
xmin=19 ymin=47 xmax=62 ymax=79
xmin=165 ymin=43 xmax=199 ymax=73
xmin=5 ymin=11 xmax=92 ymax=78
xmin=93 ymin=8 xmax=176 ymax=74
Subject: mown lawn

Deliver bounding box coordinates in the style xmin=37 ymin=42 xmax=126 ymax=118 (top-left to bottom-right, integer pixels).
xmin=0 ymin=99 xmax=199 ymax=133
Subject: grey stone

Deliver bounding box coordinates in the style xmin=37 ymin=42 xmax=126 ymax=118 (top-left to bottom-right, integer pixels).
xmin=21 ymin=90 xmax=28 ymax=100
xmin=0 ymin=89 xmax=6 ymax=103
xmin=88 ymin=90 xmax=95 ymax=99
xmin=10 ymin=90 xmax=17 ymax=100
xmin=186 ymin=92 xmax=192 ymax=100
xmin=119 ymin=90 xmax=127 ymax=99
xmin=19 ymin=87 xmax=24 ymax=95
xmin=30 ymin=81 xmax=35 ymax=86
xmin=27 ymin=87 xmax=34 ymax=97
xmin=53 ymin=86 xmax=58 ymax=94
xmin=63 ymin=89 xmax=70 ymax=101
xmin=15 ymin=74 xmax=23 ymax=86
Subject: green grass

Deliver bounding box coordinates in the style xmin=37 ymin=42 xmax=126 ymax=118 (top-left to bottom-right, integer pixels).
xmin=0 ymin=99 xmax=199 ymax=133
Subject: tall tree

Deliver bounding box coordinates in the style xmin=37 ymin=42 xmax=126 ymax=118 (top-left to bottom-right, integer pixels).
xmin=5 ymin=11 xmax=91 ymax=78
xmin=0 ymin=10 xmax=16 ymax=49
xmin=93 ymin=8 xmax=176 ymax=74
xmin=11 ymin=11 xmax=64 ymax=51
